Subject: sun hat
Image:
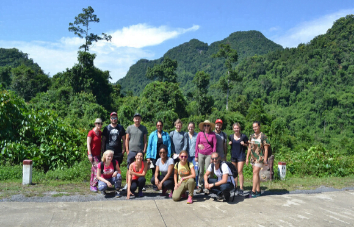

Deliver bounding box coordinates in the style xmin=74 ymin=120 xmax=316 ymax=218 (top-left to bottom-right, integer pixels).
xmin=198 ymin=120 xmax=215 ymax=131
xmin=95 ymin=118 xmax=102 ymax=123
xmin=215 ymin=119 xmax=223 ymax=124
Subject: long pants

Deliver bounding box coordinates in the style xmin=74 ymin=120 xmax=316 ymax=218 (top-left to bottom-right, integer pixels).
xmin=130 ymin=177 xmax=146 ymax=193
xmin=205 ymin=178 xmax=234 ymax=196
xmin=151 ymin=175 xmax=174 ymax=190
xmin=98 ymin=174 xmax=122 ymax=191
xmin=90 ymin=155 xmax=100 ymax=187
xmin=197 ymin=153 xmax=211 ymax=188
xmin=188 ymin=156 xmax=198 ymax=186
xmin=172 ymin=178 xmax=195 ymax=201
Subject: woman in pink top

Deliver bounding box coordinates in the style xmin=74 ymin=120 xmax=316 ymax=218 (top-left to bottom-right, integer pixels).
xmin=195 ymin=120 xmax=217 ymax=194
xmin=97 ymin=150 xmax=122 ymax=197
xmin=87 ymin=118 xmax=103 ymax=192
xmin=127 ymin=151 xmax=148 ymax=199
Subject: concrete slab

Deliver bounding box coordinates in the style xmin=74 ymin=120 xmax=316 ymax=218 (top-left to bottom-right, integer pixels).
xmin=1 ymin=190 xmax=353 ymax=227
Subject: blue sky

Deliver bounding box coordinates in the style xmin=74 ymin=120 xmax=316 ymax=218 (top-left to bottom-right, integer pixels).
xmin=1 ymin=0 xmax=353 ymax=82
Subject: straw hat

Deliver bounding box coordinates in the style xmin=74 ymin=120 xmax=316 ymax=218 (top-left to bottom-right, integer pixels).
xmin=198 ymin=120 xmax=215 ymax=131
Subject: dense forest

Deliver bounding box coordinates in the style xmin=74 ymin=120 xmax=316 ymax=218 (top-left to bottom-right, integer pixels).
xmin=1 ymin=15 xmax=354 ymax=178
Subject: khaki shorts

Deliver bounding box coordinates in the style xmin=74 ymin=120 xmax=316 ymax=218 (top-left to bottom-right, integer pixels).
xmin=252 ymin=162 xmax=264 ymax=168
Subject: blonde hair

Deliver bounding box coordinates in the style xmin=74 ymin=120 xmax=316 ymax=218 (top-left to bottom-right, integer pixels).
xmin=179 ymin=150 xmax=188 ymax=156
xmin=174 ymin=118 xmax=183 ymax=126
xmin=101 ymin=150 xmax=114 ymax=162
xmin=233 ymin=122 xmax=241 ymax=129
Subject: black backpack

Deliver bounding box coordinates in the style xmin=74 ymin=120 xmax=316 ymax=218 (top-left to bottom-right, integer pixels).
xmin=100 ymin=160 xmax=118 ymax=174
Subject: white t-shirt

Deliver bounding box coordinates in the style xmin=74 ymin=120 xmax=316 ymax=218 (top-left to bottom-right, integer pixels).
xmin=207 ymin=162 xmax=235 ymax=186
xmin=156 ymin=157 xmax=174 ymax=175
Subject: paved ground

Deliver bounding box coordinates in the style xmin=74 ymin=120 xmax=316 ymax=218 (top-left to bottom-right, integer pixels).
xmin=1 ymin=190 xmax=354 ymax=227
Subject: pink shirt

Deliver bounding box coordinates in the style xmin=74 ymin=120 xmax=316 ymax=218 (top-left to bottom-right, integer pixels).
xmin=195 ymin=132 xmax=217 ymax=158
xmin=97 ymin=160 xmax=118 ymax=179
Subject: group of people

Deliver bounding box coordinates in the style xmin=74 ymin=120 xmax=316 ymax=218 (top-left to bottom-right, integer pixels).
xmin=87 ymin=112 xmax=271 ymax=203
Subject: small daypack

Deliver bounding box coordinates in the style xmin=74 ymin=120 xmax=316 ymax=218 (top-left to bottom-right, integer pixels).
xmin=211 ymin=161 xmax=238 ymax=201
xmin=175 ymin=161 xmax=195 ymax=182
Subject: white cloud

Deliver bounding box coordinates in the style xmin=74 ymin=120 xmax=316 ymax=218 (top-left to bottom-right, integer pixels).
xmin=274 ymin=9 xmax=354 ymax=48
xmin=0 ymin=24 xmax=199 ymax=81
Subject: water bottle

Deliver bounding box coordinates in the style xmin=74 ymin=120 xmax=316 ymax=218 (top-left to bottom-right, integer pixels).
xmin=194 ymin=162 xmax=199 ymax=172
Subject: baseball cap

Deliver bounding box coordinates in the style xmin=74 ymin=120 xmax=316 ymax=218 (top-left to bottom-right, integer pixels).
xmin=215 ymin=119 xmax=223 ymax=124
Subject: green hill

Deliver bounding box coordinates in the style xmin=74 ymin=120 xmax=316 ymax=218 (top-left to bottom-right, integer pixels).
xmin=0 ymin=48 xmax=44 ymax=74
xmin=116 ymin=30 xmax=283 ymax=95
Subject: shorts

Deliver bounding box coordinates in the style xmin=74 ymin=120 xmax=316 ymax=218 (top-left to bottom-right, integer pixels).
xmin=127 ymin=151 xmax=137 ymax=168
xmin=231 ymin=157 xmax=246 ymax=163
xmin=231 ymin=152 xmax=246 ymax=163
xmin=252 ymin=162 xmax=264 ymax=168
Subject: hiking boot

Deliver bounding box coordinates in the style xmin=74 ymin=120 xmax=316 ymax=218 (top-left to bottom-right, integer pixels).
xmin=238 ymin=189 xmax=244 ymax=196
xmin=90 ymin=186 xmax=98 ymax=193
xmin=196 ymin=187 xmax=203 ymax=194
xmin=223 ymin=192 xmax=230 ymax=202
xmin=142 ymin=187 xmax=146 ymax=191
xmin=256 ymin=191 xmax=261 ymax=197
xmin=249 ymin=191 xmax=257 ymax=198
xmin=187 ymin=195 xmax=193 ymax=204
xmin=115 ymin=191 xmax=121 ymax=198
xmin=204 ymin=189 xmax=210 ymax=195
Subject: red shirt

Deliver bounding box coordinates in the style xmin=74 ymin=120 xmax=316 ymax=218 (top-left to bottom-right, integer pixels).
xmin=88 ymin=129 xmax=102 ymax=156
xmin=132 ymin=161 xmax=145 ymax=181
xmin=97 ymin=160 xmax=118 ymax=179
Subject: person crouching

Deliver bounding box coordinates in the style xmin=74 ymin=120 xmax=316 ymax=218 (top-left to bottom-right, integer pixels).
xmin=203 ymin=152 xmax=235 ymax=201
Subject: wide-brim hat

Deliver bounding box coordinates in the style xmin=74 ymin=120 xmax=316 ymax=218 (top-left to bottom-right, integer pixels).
xmin=198 ymin=120 xmax=215 ymax=131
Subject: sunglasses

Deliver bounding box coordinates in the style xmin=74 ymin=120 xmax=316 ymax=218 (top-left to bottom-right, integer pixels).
xmin=204 ymin=125 xmax=210 ymax=127
xmin=211 ymin=157 xmax=219 ymax=160
xmin=95 ymin=122 xmax=102 ymax=125
xmin=111 ymin=117 xmax=117 ymax=120
xmin=180 ymin=156 xmax=187 ymax=159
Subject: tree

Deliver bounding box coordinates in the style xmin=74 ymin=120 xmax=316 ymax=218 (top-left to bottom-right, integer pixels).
xmin=145 ymin=57 xmax=178 ymax=83
xmin=69 ymin=6 xmax=112 ymax=52
xmin=212 ymin=43 xmax=241 ymax=110
xmin=192 ymin=71 xmax=214 ymax=115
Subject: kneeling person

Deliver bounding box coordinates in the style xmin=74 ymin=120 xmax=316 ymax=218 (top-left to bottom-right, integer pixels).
xmin=204 ymin=153 xmax=235 ymax=201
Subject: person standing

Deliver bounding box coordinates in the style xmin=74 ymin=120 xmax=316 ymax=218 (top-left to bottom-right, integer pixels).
xmin=146 ymin=120 xmax=171 ymax=190
xmin=185 ymin=122 xmax=199 ymax=186
xmin=124 ymin=113 xmax=148 ymax=190
xmin=87 ymin=118 xmax=103 ymax=192
xmin=170 ymin=119 xmax=187 ymax=162
xmin=229 ymin=123 xmax=248 ymax=196
xmin=214 ymin=119 xmax=227 ymax=161
xmin=101 ymin=112 xmax=126 ymax=166
xmin=246 ymin=121 xmax=270 ymax=198
xmin=195 ymin=120 xmax=217 ymax=194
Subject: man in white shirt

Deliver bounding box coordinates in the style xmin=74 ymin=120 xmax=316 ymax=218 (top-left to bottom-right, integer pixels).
xmin=203 ymin=152 xmax=235 ymax=201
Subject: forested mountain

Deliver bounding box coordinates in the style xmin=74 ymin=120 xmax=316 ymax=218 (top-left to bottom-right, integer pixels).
xmin=117 ymin=30 xmax=283 ymax=95
xmin=0 ymin=48 xmax=43 ymax=74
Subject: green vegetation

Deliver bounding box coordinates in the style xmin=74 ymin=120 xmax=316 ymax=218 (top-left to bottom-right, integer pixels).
xmin=1 ymin=12 xmax=354 ymax=187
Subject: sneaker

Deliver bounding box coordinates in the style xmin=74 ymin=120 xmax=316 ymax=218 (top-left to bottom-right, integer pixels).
xmin=90 ymin=186 xmax=98 ymax=192
xmin=256 ymin=191 xmax=261 ymax=197
xmin=234 ymin=189 xmax=239 ymax=196
xmin=187 ymin=195 xmax=193 ymax=204
xmin=115 ymin=191 xmax=121 ymax=198
xmin=196 ymin=187 xmax=203 ymax=194
xmin=204 ymin=189 xmax=210 ymax=195
xmin=249 ymin=191 xmax=257 ymax=198
xmin=161 ymin=189 xmax=167 ymax=196
xmin=122 ymin=184 xmax=127 ymax=191
xmin=169 ymin=191 xmax=173 ymax=198
xmin=215 ymin=193 xmax=224 ymax=201
xmin=138 ymin=191 xmax=144 ymax=197
xmin=142 ymin=187 xmax=146 ymax=191
xmin=238 ymin=189 xmax=244 ymax=196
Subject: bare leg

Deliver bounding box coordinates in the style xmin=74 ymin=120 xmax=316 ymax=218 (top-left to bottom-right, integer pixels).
xmin=252 ymin=166 xmax=261 ymax=192
xmin=232 ymin=161 xmax=238 ymax=189
xmin=237 ymin=161 xmax=245 ymax=190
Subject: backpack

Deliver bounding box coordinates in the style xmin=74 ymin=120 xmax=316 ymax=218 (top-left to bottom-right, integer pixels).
xmin=175 ymin=161 xmax=195 ymax=182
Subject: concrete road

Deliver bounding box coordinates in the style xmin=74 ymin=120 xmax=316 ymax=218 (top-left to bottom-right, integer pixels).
xmin=1 ymin=190 xmax=353 ymax=227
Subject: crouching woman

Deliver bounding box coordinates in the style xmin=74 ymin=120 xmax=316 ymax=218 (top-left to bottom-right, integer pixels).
xmin=97 ymin=150 xmax=122 ymax=196
xmin=172 ymin=150 xmax=196 ymax=204
xmin=127 ymin=151 xmax=148 ymax=199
